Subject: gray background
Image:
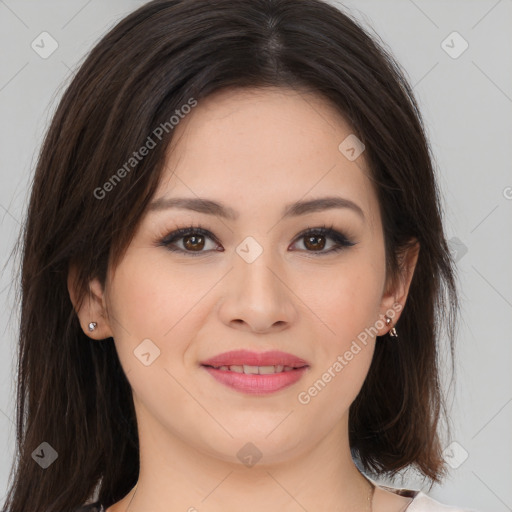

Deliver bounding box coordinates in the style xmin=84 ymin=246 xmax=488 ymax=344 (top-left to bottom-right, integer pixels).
xmin=0 ymin=1 xmax=511 ymax=510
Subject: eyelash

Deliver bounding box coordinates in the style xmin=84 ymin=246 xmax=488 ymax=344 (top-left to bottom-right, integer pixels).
xmin=157 ymin=222 xmax=357 ymax=257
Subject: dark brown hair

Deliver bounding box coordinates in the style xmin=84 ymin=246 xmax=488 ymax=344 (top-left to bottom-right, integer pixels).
xmin=4 ymin=0 xmax=459 ymax=510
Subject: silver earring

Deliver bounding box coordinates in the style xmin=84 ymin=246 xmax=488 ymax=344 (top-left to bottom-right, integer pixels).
xmin=88 ymin=322 xmax=97 ymax=332
xmin=385 ymin=316 xmax=398 ymax=338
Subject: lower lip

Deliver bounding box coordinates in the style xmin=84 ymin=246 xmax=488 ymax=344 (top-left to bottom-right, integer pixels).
xmin=202 ymin=365 xmax=309 ymax=395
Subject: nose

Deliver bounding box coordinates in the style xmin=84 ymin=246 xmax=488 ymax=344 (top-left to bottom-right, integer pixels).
xmin=217 ymin=244 xmax=298 ymax=334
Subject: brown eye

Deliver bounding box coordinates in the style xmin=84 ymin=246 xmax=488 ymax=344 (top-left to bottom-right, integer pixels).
xmin=160 ymin=226 xmax=220 ymax=255
xmin=159 ymin=225 xmax=356 ymax=257
xmin=292 ymin=227 xmax=356 ymax=255
xmin=183 ymin=234 xmax=206 ymax=251
xmin=303 ymin=234 xmax=326 ymax=251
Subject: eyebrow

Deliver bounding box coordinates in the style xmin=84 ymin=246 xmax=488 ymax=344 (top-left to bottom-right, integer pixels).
xmin=147 ymin=195 xmax=365 ymax=221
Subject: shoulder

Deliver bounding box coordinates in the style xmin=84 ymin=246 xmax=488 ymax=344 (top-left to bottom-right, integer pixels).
xmin=405 ymin=491 xmax=480 ymax=512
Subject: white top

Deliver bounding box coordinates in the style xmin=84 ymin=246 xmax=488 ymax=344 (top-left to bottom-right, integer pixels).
xmin=375 ymin=484 xmax=479 ymax=512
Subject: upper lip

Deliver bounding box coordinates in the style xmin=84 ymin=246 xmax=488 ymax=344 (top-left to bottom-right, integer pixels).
xmin=201 ymin=350 xmax=309 ymax=368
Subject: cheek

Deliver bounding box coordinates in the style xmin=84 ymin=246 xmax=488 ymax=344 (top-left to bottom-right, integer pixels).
xmin=109 ymin=262 xmax=168 ymax=337
xmin=303 ymin=254 xmax=385 ymax=342
xmin=294 ymin=253 xmax=384 ymax=403
xmin=106 ymin=251 xmax=214 ymax=361
xmin=297 ymin=269 xmax=381 ymax=417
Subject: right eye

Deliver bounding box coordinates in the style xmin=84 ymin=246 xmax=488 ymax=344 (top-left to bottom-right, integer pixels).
xmin=158 ymin=225 xmax=222 ymax=255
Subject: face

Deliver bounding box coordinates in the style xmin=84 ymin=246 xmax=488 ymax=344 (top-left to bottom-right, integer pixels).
xmin=73 ymin=87 xmax=413 ymax=466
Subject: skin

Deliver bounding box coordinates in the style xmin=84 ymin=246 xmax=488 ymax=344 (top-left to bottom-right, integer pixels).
xmin=68 ymin=87 xmax=419 ymax=512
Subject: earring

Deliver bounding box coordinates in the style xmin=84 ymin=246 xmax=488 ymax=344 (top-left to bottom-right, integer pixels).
xmin=384 ymin=316 xmax=398 ymax=338
xmin=88 ymin=322 xmax=97 ymax=332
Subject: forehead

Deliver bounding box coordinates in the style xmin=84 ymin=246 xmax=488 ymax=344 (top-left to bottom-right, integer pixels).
xmin=154 ymin=87 xmax=380 ymax=233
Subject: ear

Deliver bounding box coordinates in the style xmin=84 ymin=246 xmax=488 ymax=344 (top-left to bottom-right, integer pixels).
xmin=376 ymin=239 xmax=420 ymax=336
xmin=67 ymin=263 xmax=114 ymax=340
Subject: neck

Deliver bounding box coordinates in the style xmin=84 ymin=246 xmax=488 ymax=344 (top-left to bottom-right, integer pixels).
xmin=111 ymin=404 xmax=375 ymax=512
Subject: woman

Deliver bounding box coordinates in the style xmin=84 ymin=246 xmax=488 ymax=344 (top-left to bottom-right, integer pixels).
xmin=3 ymin=0 xmax=478 ymax=511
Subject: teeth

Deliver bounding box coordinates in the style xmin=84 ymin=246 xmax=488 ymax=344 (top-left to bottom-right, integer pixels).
xmin=214 ymin=364 xmax=299 ymax=374
xmin=243 ymin=365 xmax=260 ymax=374
xmin=259 ymin=365 xmax=283 ymax=374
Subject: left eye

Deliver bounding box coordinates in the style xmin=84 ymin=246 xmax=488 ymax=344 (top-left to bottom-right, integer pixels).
xmin=158 ymin=225 xmax=356 ymax=256
xmin=292 ymin=227 xmax=356 ymax=254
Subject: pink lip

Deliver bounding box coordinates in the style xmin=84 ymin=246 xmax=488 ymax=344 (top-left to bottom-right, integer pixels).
xmin=201 ymin=349 xmax=309 ymax=368
xmin=202 ymin=366 xmax=308 ymax=395
xmin=200 ymin=350 xmax=310 ymax=395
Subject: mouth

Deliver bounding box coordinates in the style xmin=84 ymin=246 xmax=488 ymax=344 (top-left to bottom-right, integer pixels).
xmin=201 ymin=363 xmax=307 ymax=374
xmin=200 ymin=350 xmax=310 ymax=394
xmin=200 ymin=349 xmax=309 ymax=369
